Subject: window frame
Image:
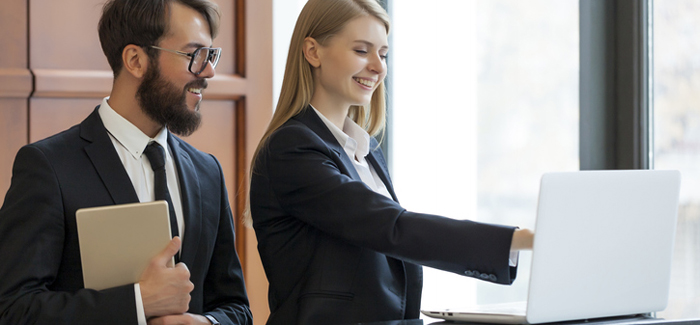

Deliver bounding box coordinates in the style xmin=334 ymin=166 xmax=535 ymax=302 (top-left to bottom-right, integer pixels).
xmin=378 ymin=0 xmax=393 ymax=167
xmin=580 ymin=0 xmax=651 ymax=170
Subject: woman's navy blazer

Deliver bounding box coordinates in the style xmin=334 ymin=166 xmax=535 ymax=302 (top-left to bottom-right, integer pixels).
xmin=250 ymin=107 xmax=517 ymax=325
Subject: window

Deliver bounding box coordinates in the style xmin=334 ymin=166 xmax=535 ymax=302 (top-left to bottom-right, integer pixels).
xmin=272 ymin=0 xmax=309 ymax=110
xmin=653 ymin=0 xmax=700 ymax=318
xmin=389 ymin=0 xmax=579 ymax=312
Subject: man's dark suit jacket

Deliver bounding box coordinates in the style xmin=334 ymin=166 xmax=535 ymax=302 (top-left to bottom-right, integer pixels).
xmin=0 ymin=108 xmax=252 ymax=325
xmin=250 ymin=107 xmax=518 ymax=324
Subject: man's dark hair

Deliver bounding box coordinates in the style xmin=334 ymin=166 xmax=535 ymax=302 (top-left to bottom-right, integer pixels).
xmin=98 ymin=0 xmax=221 ymax=77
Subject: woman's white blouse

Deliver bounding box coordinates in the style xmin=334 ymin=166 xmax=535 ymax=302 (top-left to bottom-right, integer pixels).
xmin=311 ymin=107 xmax=393 ymax=199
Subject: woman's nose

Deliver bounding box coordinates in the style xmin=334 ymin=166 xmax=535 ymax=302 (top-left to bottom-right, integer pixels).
xmin=368 ymin=53 xmax=385 ymax=74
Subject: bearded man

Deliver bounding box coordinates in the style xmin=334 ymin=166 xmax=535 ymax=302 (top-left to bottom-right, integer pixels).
xmin=0 ymin=0 xmax=251 ymax=324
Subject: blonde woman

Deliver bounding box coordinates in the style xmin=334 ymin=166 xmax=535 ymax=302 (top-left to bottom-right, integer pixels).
xmin=248 ymin=0 xmax=534 ymax=323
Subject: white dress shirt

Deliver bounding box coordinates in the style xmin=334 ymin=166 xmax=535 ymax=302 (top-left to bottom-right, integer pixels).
xmin=98 ymin=97 xmax=185 ymax=325
xmin=312 ymin=106 xmax=393 ymax=199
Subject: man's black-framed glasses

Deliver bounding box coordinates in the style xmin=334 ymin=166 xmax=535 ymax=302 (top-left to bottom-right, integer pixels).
xmin=150 ymin=45 xmax=222 ymax=75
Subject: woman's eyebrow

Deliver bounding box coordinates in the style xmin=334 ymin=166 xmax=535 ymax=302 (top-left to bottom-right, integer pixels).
xmin=353 ymin=40 xmax=389 ymax=50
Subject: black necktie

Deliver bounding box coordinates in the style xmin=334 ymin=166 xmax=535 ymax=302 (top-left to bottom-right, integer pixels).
xmin=143 ymin=142 xmax=180 ymax=251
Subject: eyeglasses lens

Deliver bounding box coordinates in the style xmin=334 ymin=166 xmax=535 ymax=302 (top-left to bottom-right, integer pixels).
xmin=191 ymin=48 xmax=221 ymax=75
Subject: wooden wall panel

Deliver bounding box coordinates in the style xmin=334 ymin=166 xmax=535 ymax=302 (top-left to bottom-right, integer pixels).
xmin=30 ymin=0 xmax=108 ymax=71
xmin=212 ymin=0 xmax=237 ymax=75
xmin=242 ymin=0 xmax=274 ymax=322
xmin=0 ymin=100 xmax=28 ymax=198
xmin=29 ymin=98 xmax=98 ymax=142
xmin=0 ymin=0 xmax=30 ymax=200
xmin=0 ymin=0 xmax=28 ymax=70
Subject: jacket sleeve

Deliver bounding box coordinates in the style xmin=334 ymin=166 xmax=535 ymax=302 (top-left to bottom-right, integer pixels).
xmin=260 ymin=125 xmax=518 ymax=285
xmin=201 ymin=155 xmax=252 ymax=325
xmin=0 ymin=145 xmax=139 ymax=324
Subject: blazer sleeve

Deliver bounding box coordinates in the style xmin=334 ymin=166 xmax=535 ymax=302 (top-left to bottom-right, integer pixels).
xmin=202 ymin=155 xmax=252 ymax=325
xmin=260 ymin=125 xmax=517 ymax=284
xmin=0 ymin=145 xmax=139 ymax=324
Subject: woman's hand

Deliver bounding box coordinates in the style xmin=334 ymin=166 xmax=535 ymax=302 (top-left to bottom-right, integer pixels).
xmin=510 ymin=228 xmax=534 ymax=251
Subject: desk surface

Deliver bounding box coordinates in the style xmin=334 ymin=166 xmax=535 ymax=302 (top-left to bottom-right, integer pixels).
xmin=426 ymin=315 xmax=700 ymax=325
xmin=348 ymin=316 xmax=700 ymax=325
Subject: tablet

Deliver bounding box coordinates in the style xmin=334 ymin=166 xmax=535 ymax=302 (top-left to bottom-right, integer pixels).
xmin=76 ymin=201 xmax=173 ymax=290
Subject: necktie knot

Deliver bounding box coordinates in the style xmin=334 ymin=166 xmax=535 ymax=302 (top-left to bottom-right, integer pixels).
xmin=144 ymin=142 xmax=166 ymax=171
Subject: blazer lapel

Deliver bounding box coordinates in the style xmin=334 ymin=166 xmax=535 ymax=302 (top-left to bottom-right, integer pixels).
xmin=366 ymin=152 xmax=399 ymax=203
xmin=81 ymin=107 xmax=139 ymax=205
xmin=168 ymin=134 xmax=201 ymax=264
xmin=294 ymin=107 xmax=362 ymax=181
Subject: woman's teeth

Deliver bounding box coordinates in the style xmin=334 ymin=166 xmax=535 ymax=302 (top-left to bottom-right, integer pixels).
xmin=354 ymin=78 xmax=375 ymax=88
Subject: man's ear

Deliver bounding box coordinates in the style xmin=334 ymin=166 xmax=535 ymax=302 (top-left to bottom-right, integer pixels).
xmin=121 ymin=44 xmax=150 ymax=79
xmin=303 ymin=37 xmax=322 ymax=68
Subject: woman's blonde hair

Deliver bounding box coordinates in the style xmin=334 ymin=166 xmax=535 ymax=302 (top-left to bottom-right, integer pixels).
xmin=243 ymin=0 xmax=390 ymax=225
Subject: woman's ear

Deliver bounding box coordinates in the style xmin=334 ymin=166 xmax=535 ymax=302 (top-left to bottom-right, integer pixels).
xmin=303 ymin=37 xmax=322 ymax=68
xmin=121 ymin=44 xmax=150 ymax=79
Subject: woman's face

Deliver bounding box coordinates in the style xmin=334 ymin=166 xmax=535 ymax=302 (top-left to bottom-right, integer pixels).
xmin=312 ymin=15 xmax=388 ymax=110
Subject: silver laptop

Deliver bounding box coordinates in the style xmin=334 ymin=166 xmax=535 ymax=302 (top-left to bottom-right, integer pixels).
xmin=76 ymin=201 xmax=174 ymax=291
xmin=422 ymin=170 xmax=681 ymax=324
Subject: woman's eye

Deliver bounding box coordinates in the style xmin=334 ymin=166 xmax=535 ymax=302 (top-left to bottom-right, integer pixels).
xmin=354 ymin=49 xmax=368 ymax=54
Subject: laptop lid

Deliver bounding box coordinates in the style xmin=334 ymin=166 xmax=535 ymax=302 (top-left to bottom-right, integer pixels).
xmin=76 ymin=201 xmax=173 ymax=291
xmin=421 ymin=170 xmax=681 ymax=324
xmin=526 ymin=169 xmax=680 ymax=323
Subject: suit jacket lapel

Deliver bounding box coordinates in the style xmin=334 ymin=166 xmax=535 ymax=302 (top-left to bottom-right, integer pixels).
xmin=81 ymin=107 xmax=139 ymax=205
xmin=294 ymin=107 xmax=362 ymax=181
xmin=168 ymin=134 xmax=201 ymax=264
xmin=366 ymin=152 xmax=399 ymax=203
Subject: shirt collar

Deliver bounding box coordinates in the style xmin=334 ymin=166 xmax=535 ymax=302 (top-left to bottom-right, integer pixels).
xmin=98 ymin=97 xmax=169 ymax=159
xmin=311 ymin=106 xmax=371 ymax=160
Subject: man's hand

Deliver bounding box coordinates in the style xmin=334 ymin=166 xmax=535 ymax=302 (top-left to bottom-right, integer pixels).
xmin=510 ymin=228 xmax=534 ymax=251
xmin=147 ymin=313 xmax=212 ymax=325
xmin=140 ymin=237 xmax=194 ymax=318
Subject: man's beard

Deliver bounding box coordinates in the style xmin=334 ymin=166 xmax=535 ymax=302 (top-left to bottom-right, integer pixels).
xmin=136 ymin=60 xmax=204 ymax=137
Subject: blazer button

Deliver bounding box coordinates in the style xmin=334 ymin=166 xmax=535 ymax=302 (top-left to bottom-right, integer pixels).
xmin=489 ymin=274 xmax=498 ymax=281
xmin=464 ymin=270 xmax=474 ymax=276
xmin=479 ymin=273 xmax=489 ymax=280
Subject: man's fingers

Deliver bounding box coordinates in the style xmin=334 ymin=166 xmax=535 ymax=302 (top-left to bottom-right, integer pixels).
xmin=174 ymin=262 xmax=195 ymax=293
xmin=174 ymin=261 xmax=189 ymax=272
xmin=154 ymin=236 xmax=181 ymax=266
